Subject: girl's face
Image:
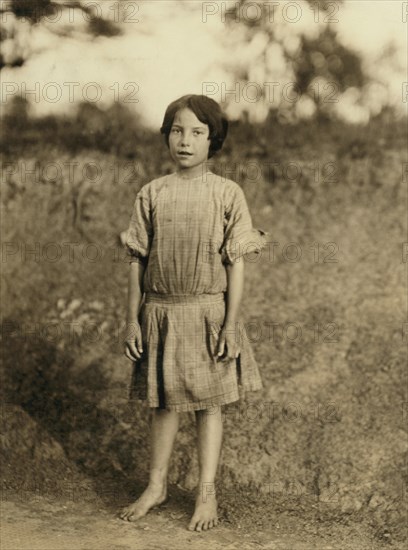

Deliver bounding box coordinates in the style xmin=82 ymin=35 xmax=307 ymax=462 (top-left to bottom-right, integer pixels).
xmin=168 ymin=108 xmax=211 ymax=173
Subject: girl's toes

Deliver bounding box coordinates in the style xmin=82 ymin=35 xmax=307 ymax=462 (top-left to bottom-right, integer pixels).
xmin=188 ymin=519 xmax=197 ymax=531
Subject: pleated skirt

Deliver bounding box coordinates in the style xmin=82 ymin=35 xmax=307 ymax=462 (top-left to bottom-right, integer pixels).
xmin=128 ymin=291 xmax=263 ymax=412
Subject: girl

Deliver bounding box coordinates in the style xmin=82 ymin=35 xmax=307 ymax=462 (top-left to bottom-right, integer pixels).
xmin=119 ymin=94 xmax=269 ymax=532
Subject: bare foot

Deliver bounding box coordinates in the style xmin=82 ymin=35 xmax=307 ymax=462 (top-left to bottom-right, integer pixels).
xmin=188 ymin=490 xmax=218 ymax=532
xmin=119 ymin=483 xmax=167 ymax=522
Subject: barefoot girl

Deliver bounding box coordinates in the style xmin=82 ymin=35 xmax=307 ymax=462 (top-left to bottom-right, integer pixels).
xmin=120 ymin=94 xmax=269 ymax=531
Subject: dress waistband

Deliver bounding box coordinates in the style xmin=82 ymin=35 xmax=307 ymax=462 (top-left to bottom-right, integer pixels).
xmin=144 ymin=292 xmax=225 ymax=305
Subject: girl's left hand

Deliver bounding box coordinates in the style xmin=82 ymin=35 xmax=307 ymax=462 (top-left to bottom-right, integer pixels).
xmin=216 ymin=325 xmax=240 ymax=362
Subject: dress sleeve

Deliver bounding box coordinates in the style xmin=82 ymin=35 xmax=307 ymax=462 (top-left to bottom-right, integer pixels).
xmin=125 ymin=185 xmax=153 ymax=265
xmin=220 ymin=183 xmax=269 ymax=266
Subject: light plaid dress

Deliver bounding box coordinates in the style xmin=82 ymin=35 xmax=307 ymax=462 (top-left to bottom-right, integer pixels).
xmin=126 ymin=171 xmax=269 ymax=412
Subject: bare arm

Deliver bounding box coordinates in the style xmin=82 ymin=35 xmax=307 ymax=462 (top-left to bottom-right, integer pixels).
xmin=126 ymin=261 xmax=145 ymax=322
xmin=217 ymin=259 xmax=244 ymax=360
xmin=224 ymin=259 xmax=244 ymax=327
xmin=124 ymin=261 xmax=146 ymax=361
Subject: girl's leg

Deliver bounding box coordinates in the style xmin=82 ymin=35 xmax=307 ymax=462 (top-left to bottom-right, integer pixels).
xmin=188 ymin=406 xmax=223 ymax=532
xmin=120 ymin=408 xmax=179 ymax=521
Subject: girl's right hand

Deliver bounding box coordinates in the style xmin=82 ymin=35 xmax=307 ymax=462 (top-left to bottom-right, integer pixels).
xmin=124 ymin=320 xmax=144 ymax=361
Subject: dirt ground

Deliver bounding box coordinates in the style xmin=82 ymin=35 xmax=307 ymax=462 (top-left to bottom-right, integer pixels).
xmin=1 ymin=488 xmax=392 ymax=550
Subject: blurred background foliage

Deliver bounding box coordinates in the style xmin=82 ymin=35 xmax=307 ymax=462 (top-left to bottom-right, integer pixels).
xmin=1 ymin=0 xmax=405 ymax=125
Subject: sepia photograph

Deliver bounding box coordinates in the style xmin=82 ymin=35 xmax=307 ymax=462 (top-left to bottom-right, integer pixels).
xmin=1 ymin=1 xmax=407 ymax=548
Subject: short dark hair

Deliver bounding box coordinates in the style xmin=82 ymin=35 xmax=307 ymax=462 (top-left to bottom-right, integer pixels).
xmin=160 ymin=94 xmax=228 ymax=159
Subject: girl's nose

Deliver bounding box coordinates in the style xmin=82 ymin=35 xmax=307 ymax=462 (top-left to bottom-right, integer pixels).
xmin=180 ymin=133 xmax=191 ymax=146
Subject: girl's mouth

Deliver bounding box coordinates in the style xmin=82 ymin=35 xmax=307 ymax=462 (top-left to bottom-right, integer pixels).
xmin=177 ymin=151 xmax=193 ymax=156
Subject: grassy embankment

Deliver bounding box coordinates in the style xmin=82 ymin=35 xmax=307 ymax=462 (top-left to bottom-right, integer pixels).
xmin=1 ymin=109 xmax=407 ymax=544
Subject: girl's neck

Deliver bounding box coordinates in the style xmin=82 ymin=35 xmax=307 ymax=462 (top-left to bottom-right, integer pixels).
xmin=175 ymin=171 xmax=211 ymax=181
xmin=175 ymin=163 xmax=210 ymax=180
